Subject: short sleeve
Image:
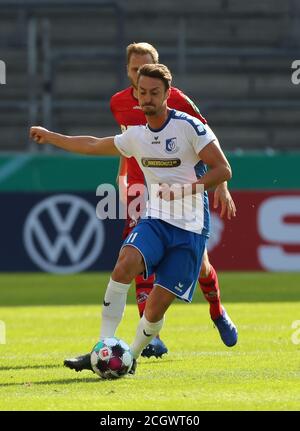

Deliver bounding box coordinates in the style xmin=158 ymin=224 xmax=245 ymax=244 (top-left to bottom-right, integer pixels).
xmin=189 ymin=122 xmax=217 ymax=155
xmin=114 ymin=129 xmax=134 ymax=158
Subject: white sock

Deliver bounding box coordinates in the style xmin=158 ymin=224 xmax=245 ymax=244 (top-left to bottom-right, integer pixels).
xmin=100 ymin=278 xmax=131 ymax=340
xmin=130 ymin=315 xmax=164 ymax=359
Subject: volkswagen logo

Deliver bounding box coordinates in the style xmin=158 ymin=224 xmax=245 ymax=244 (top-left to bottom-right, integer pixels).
xmin=23 ymin=194 xmax=105 ymax=273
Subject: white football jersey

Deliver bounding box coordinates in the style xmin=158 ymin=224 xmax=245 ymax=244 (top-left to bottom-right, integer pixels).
xmin=114 ymin=109 xmax=216 ymax=235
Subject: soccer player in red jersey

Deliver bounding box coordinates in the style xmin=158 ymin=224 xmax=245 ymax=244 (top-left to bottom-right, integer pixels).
xmin=110 ymin=43 xmax=237 ymax=358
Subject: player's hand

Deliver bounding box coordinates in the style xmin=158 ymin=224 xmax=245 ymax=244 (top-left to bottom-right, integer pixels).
xmin=213 ymin=182 xmax=236 ymax=219
xmin=157 ymin=183 xmax=183 ymax=201
xmin=30 ymin=126 xmax=50 ymax=144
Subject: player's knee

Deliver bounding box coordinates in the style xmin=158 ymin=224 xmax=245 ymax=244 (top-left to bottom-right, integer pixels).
xmin=112 ymin=260 xmax=134 ymax=283
xmin=112 ymin=247 xmax=144 ymax=282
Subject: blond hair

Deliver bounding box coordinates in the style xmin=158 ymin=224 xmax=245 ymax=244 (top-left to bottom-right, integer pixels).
xmin=137 ymin=63 xmax=172 ymax=91
xmin=126 ymin=42 xmax=159 ymax=65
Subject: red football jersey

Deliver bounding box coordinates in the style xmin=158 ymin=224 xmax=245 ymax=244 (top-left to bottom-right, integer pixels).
xmin=110 ymin=86 xmax=207 ymax=184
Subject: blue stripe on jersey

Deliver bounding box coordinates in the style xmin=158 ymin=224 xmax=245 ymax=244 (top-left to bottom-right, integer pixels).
xmin=194 ymin=160 xmax=210 ymax=237
xmin=171 ymin=110 xmax=207 ymax=136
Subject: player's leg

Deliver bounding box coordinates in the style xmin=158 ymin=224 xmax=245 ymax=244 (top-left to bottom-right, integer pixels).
xmin=130 ymin=285 xmax=175 ymax=359
xmin=124 ymin=204 xmax=168 ymax=358
xmin=135 ymin=274 xmax=154 ymax=317
xmin=135 ymin=272 xmax=168 ymax=358
xmin=100 ymin=245 xmax=145 ymax=339
xmin=198 ymin=249 xmax=238 ymax=347
xmin=123 ymin=193 xmax=150 ymax=319
xmin=64 ymin=218 xmax=166 ymax=372
xmin=198 ymin=249 xmax=222 ymax=320
xmin=64 ymin=245 xmax=145 ymax=372
xmin=130 ymin=227 xmax=207 ymax=363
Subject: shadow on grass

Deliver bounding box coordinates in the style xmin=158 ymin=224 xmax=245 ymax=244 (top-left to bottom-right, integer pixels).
xmin=0 ymin=377 xmax=99 ymax=387
xmin=0 ymin=358 xmax=184 ymax=373
xmin=0 ymin=364 xmax=62 ymax=371
xmin=0 ymin=358 xmax=186 ymax=387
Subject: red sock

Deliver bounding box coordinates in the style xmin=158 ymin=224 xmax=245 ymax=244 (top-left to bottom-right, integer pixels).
xmin=135 ymin=274 xmax=155 ymax=317
xmin=199 ymin=265 xmax=222 ymax=320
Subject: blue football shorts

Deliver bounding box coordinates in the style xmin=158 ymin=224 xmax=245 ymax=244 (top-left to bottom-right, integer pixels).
xmin=121 ymin=218 xmax=207 ymax=303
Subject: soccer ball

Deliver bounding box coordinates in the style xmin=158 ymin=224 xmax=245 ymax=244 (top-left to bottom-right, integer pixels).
xmin=90 ymin=337 xmax=133 ymax=379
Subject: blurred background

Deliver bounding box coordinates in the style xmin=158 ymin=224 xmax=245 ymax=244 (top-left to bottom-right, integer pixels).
xmin=0 ymin=0 xmax=299 ymax=274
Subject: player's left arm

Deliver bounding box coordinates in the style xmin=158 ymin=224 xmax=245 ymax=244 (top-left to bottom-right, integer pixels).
xmin=173 ymin=88 xmax=229 ymax=185
xmin=176 ymin=90 xmax=236 ymax=219
xmin=210 ymin=139 xmax=236 ymax=219
xmin=195 ymin=139 xmax=232 ymax=191
xmin=157 ymin=139 xmax=232 ymax=202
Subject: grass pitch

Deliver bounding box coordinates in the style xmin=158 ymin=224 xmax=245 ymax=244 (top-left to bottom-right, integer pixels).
xmin=0 ymin=272 xmax=299 ymax=411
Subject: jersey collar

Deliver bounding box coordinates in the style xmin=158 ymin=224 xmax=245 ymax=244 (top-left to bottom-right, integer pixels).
xmin=147 ymin=109 xmax=175 ymax=133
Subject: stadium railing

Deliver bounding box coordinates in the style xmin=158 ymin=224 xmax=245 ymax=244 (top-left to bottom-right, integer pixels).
xmin=1 ymin=1 xmax=299 ymax=152
xmin=44 ymin=14 xmax=300 ymax=149
xmin=0 ymin=0 xmax=124 ymax=152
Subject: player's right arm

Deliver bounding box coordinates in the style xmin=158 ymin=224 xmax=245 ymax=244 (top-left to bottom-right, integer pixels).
xmin=30 ymin=126 xmax=120 ymax=156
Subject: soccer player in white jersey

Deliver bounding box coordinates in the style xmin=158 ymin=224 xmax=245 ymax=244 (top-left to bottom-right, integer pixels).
xmin=30 ymin=64 xmax=236 ymax=374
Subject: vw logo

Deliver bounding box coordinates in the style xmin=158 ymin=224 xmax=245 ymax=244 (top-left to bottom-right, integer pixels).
xmin=23 ymin=194 xmax=105 ymax=273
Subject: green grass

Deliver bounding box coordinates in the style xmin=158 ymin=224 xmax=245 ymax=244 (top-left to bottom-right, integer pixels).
xmin=0 ymin=272 xmax=300 ymax=411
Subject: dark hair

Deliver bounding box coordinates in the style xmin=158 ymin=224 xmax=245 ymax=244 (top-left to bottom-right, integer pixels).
xmin=137 ymin=63 xmax=172 ymax=91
